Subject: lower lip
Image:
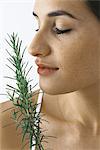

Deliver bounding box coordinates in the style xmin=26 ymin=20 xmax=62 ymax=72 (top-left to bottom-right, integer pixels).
xmin=37 ymin=67 xmax=59 ymax=76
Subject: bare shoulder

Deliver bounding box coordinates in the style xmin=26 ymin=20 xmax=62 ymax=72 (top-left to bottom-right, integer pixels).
xmin=0 ymin=89 xmax=40 ymax=150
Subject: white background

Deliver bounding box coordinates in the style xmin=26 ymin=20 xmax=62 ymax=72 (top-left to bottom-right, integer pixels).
xmin=0 ymin=0 xmax=40 ymax=103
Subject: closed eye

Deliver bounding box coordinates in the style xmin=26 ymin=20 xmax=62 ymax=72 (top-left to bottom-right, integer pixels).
xmin=53 ymin=28 xmax=72 ymax=34
xmin=35 ymin=27 xmax=72 ymax=34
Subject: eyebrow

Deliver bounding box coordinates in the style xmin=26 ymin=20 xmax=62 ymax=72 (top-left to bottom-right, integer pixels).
xmin=32 ymin=10 xmax=78 ymax=20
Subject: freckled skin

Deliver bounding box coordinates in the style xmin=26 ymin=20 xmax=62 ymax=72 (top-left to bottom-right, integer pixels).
xmin=28 ymin=0 xmax=100 ymax=149
xmin=29 ymin=0 xmax=100 ymax=95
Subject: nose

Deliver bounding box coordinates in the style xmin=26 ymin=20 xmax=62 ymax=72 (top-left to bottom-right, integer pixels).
xmin=28 ymin=32 xmax=51 ymax=57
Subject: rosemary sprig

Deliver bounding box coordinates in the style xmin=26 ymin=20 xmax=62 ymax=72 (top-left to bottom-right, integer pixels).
xmin=5 ymin=32 xmax=45 ymax=150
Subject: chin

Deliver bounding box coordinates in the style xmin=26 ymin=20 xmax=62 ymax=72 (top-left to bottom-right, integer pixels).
xmin=39 ymin=82 xmax=76 ymax=95
xmin=39 ymin=75 xmax=97 ymax=95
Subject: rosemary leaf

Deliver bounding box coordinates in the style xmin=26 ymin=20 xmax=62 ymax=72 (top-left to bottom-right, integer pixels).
xmin=5 ymin=33 xmax=46 ymax=150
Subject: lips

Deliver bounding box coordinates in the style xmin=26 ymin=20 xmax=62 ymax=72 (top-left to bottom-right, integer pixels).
xmin=35 ymin=59 xmax=59 ymax=70
xmin=37 ymin=64 xmax=59 ymax=70
xmin=37 ymin=67 xmax=59 ymax=76
xmin=35 ymin=59 xmax=59 ymax=76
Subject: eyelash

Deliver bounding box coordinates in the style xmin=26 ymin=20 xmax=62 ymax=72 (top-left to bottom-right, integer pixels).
xmin=53 ymin=27 xmax=72 ymax=34
xmin=35 ymin=27 xmax=72 ymax=34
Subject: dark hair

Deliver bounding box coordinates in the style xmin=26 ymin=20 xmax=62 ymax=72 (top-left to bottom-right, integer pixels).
xmin=86 ymin=0 xmax=100 ymax=20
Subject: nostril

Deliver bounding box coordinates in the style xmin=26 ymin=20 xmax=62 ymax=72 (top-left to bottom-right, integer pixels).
xmin=34 ymin=54 xmax=41 ymax=57
xmin=28 ymin=46 xmax=38 ymax=56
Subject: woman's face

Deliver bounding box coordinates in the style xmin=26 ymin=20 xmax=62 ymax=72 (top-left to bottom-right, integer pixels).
xmin=28 ymin=0 xmax=100 ymax=95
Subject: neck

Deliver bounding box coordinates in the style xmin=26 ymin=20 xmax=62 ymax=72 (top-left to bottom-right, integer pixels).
xmin=43 ymin=82 xmax=100 ymax=135
xmin=58 ymin=82 xmax=100 ymax=134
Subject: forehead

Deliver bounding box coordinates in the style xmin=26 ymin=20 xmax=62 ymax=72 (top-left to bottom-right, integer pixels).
xmin=33 ymin=0 xmax=88 ymax=20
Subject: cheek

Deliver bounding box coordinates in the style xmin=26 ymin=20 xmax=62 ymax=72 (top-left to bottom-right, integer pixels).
xmin=56 ymin=33 xmax=99 ymax=87
xmin=59 ymin=27 xmax=99 ymax=70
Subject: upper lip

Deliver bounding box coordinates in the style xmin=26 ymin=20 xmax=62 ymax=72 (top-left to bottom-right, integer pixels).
xmin=35 ymin=59 xmax=59 ymax=69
